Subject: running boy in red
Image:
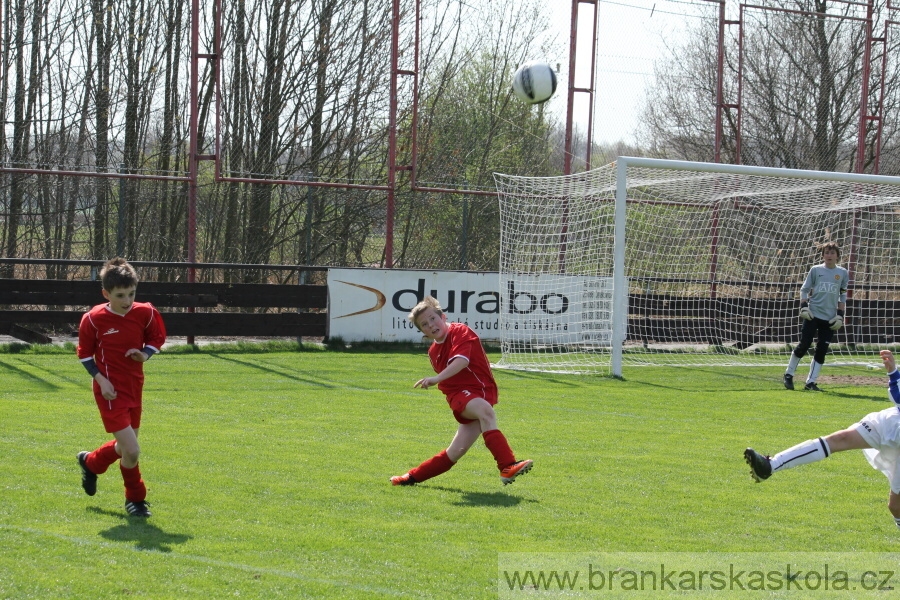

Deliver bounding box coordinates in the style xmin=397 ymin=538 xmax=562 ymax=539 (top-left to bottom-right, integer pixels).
xmin=76 ymin=258 xmax=166 ymax=517
xmin=391 ymin=296 xmax=532 ymax=486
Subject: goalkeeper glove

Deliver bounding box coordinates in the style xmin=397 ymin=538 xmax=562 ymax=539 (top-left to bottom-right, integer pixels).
xmin=799 ymin=301 xmax=812 ymax=321
xmin=829 ymin=309 xmax=845 ymax=331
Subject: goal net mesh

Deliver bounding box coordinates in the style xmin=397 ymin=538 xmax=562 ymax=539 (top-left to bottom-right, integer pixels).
xmin=494 ymin=160 xmax=900 ymax=375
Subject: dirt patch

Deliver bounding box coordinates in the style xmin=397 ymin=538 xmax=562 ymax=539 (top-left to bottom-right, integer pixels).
xmin=817 ymin=374 xmax=884 ymax=386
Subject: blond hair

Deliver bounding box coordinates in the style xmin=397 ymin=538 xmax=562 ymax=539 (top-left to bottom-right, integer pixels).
xmin=407 ymin=296 xmax=442 ymax=330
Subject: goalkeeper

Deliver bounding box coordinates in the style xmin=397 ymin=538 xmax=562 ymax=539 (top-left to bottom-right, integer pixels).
xmin=783 ymin=242 xmax=849 ymax=392
xmin=746 ymin=350 xmax=900 ymax=527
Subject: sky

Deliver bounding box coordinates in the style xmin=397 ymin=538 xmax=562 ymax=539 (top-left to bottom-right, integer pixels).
xmin=544 ymin=0 xmax=712 ymax=146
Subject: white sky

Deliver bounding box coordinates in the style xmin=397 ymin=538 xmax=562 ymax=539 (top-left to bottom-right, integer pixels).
xmin=545 ymin=0 xmax=711 ymax=146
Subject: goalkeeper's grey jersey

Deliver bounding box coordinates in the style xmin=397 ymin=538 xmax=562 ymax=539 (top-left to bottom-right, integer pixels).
xmin=800 ymin=264 xmax=849 ymax=320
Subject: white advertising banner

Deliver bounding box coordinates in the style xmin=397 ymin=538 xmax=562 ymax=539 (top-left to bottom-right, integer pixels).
xmin=327 ymin=269 xmax=618 ymax=344
xmin=328 ymin=269 xmax=502 ymax=342
xmin=498 ymin=273 xmax=616 ymax=346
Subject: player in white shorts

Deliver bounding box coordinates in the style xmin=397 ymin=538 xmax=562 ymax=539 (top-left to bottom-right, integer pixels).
xmin=745 ymin=349 xmax=900 ymax=527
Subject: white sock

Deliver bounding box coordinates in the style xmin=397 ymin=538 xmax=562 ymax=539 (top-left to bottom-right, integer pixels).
xmin=770 ymin=437 xmax=831 ymax=473
xmin=786 ymin=354 xmax=801 ymax=376
xmin=807 ymin=361 xmax=823 ymax=384
xmin=894 ymin=517 xmax=900 ymax=529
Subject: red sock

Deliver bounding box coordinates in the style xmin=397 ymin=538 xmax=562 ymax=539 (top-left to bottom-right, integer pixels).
xmin=120 ymin=463 xmax=147 ymax=503
xmin=482 ymin=429 xmax=516 ymax=471
xmin=408 ymin=450 xmax=455 ymax=483
xmin=86 ymin=440 xmax=120 ymax=475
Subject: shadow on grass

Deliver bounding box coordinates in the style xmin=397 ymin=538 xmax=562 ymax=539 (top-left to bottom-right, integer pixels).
xmin=88 ymin=507 xmax=192 ymax=552
xmin=493 ymin=368 xmax=590 ymax=388
xmin=207 ymin=353 xmax=338 ymax=387
xmin=814 ymin=389 xmax=891 ymax=402
xmin=0 ymin=358 xmax=64 ymax=390
xmin=425 ymin=485 xmax=540 ymax=508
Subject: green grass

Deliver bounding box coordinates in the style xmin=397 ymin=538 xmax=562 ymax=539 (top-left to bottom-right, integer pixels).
xmin=1 ymin=344 xmax=898 ymax=598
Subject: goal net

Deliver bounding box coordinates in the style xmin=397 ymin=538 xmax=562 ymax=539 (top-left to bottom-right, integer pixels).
xmin=494 ymin=157 xmax=900 ymax=376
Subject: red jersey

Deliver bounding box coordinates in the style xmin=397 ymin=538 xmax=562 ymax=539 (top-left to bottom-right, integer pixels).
xmin=429 ymin=322 xmax=497 ymax=401
xmin=77 ymin=301 xmax=166 ymax=407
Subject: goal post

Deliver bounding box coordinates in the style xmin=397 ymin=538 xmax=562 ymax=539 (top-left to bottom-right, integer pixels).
xmin=494 ymin=157 xmax=900 ymax=377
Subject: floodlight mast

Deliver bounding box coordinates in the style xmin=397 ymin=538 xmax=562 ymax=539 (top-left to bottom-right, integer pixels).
xmin=564 ymin=0 xmax=600 ymax=176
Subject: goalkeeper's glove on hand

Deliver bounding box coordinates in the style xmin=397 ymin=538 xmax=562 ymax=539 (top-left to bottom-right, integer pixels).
xmin=799 ymin=301 xmax=812 ymax=321
xmin=829 ymin=310 xmax=845 ymax=331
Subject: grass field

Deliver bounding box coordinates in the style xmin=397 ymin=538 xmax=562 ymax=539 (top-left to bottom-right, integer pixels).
xmin=1 ymin=342 xmax=899 ymax=598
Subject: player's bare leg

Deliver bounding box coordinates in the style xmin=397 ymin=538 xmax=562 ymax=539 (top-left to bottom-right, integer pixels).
xmin=889 ymin=493 xmax=900 ymax=527
xmin=822 ymin=428 xmax=869 ymax=452
xmin=113 ymin=426 xmax=140 ymax=468
xmin=461 ymin=399 xmax=532 ymax=484
xmin=114 ymin=427 xmax=150 ymax=517
xmin=459 ymin=398 xmax=497 ymax=432
xmin=446 ymin=421 xmax=482 ymax=462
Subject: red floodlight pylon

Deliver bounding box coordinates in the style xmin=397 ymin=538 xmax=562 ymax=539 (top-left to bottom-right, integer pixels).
xmin=564 ymin=0 xmax=600 ymax=175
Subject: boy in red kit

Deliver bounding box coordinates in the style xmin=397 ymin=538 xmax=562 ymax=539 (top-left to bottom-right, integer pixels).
xmin=391 ymin=296 xmax=532 ymax=486
xmin=76 ymin=258 xmax=166 ymax=517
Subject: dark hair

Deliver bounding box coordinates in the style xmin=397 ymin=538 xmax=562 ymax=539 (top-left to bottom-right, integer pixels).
xmin=100 ymin=257 xmax=138 ymax=291
xmin=820 ymin=241 xmax=841 ymax=259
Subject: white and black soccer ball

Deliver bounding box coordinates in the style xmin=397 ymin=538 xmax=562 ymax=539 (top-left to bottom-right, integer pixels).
xmin=511 ymin=61 xmax=558 ymax=105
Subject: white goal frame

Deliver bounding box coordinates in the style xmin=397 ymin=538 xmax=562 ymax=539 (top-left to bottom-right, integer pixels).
xmin=495 ymin=156 xmax=900 ymax=377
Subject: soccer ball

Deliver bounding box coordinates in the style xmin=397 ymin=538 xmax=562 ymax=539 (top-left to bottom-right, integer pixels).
xmin=511 ymin=61 xmax=558 ymax=105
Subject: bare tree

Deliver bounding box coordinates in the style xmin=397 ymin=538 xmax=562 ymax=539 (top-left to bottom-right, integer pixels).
xmin=152 ymin=0 xmax=187 ymax=272
xmin=640 ymin=0 xmax=900 ymax=173
xmin=3 ymin=0 xmax=45 ymax=273
xmin=0 ymin=0 xmax=574 ymax=273
xmin=91 ymin=0 xmax=111 ymax=257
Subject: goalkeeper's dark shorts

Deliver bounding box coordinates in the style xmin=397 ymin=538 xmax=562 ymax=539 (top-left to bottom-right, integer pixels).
xmin=796 ymin=318 xmax=834 ymax=352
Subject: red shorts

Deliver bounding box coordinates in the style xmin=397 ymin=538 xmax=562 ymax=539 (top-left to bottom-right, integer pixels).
xmin=446 ymin=387 xmax=498 ymax=424
xmin=96 ymin=403 xmax=142 ymax=433
xmin=94 ymin=387 xmax=142 ymax=433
